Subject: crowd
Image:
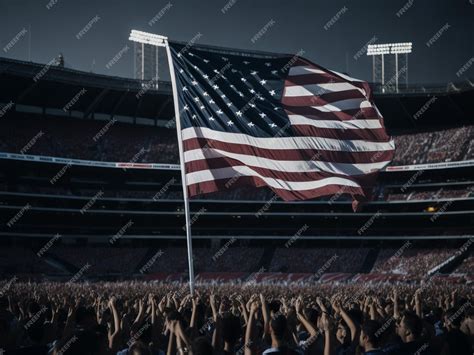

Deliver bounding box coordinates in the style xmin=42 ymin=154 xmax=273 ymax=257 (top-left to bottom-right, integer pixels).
xmin=392 ymin=125 xmax=473 ymax=166
xmin=269 ymin=248 xmax=369 ymax=274
xmin=0 ymin=115 xmax=179 ymax=164
xmin=386 ymin=188 xmax=472 ymax=201
xmin=0 ymin=281 xmax=472 ymax=355
xmin=1 ymin=114 xmax=473 ymax=168
xmin=372 ymin=249 xmax=453 ymax=277
xmin=2 ymin=244 xmax=471 ymax=281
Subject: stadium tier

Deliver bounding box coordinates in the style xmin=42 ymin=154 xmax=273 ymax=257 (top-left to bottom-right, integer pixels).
xmin=0 ymin=57 xmax=473 ymax=242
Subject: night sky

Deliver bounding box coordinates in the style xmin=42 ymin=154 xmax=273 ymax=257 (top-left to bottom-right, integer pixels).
xmin=1 ymin=0 xmax=473 ymax=84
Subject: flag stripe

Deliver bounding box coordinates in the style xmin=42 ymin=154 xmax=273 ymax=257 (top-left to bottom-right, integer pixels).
xmin=181 ymin=127 xmax=395 ymax=152
xmin=183 ymin=138 xmax=394 ymax=164
xmin=184 ymin=148 xmax=391 ymax=175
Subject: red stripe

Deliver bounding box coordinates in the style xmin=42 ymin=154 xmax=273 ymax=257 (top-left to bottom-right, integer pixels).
xmin=291 ymin=124 xmax=391 ymax=142
xmin=188 ymin=175 xmax=369 ymax=202
xmin=285 ymin=73 xmax=345 ymax=85
xmin=185 ymin=157 xmax=379 ymax=184
xmin=183 ymin=137 xmax=394 ymax=164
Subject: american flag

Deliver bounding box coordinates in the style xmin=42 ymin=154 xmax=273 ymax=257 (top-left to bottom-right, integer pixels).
xmin=169 ymin=41 xmax=395 ymax=206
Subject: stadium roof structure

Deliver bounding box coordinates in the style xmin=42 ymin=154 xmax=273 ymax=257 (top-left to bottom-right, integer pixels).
xmin=0 ymin=56 xmax=473 ymax=131
xmin=0 ymin=57 xmax=174 ymax=125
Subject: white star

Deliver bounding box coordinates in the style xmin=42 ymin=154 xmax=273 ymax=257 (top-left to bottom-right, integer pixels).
xmin=212 ymin=84 xmax=219 ymax=90
xmin=191 ymin=80 xmax=198 ymax=86
xmin=251 ymin=71 xmax=258 ymax=75
xmin=236 ymin=111 xmax=243 ymax=117
xmin=209 ymin=116 xmax=215 ymax=121
xmin=221 ymin=94 xmax=227 ymax=99
xmin=182 ymin=86 xmax=188 ymax=91
xmin=249 ymin=103 xmax=256 ymax=108
xmin=193 ymin=97 xmax=200 ymax=102
xmin=203 ymin=92 xmax=209 ymax=96
xmin=269 ymin=123 xmax=277 ymax=128
xmin=260 ymin=79 xmax=267 ymax=85
xmin=249 ymin=89 xmax=255 ymax=94
xmin=221 ymin=56 xmax=229 ymax=61
xmin=243 ymin=61 xmax=250 ymax=65
xmin=273 ymin=107 xmax=280 ymax=110
xmin=227 ymin=120 xmax=234 ymax=126
xmin=179 ymin=69 xmax=184 ymax=74
xmin=188 ymin=52 xmax=194 ymax=56
xmin=191 ymin=114 xmax=197 ymax=119
xmin=216 ymin=109 xmax=224 ymax=115
xmin=183 ymin=105 xmax=189 ymax=111
xmin=200 ymin=105 xmax=205 ymax=110
xmin=193 ymin=65 xmax=198 ymax=69
xmin=226 ymin=102 xmax=233 ymax=107
xmin=247 ymin=122 xmax=255 ymax=127
xmin=241 ymin=78 xmax=247 ymax=82
xmin=203 ymin=59 xmax=210 ymax=63
xmin=269 ymin=90 xmax=276 ymax=96
xmin=271 ymin=70 xmax=278 ymax=75
xmin=203 ymin=74 xmax=209 ymax=79
xmin=230 ymin=84 xmax=235 ymax=89
xmin=238 ymin=92 xmax=244 ymax=97
xmin=231 ymin=69 xmax=238 ymax=73
xmin=259 ymin=112 xmax=266 ymax=118
xmin=209 ymin=99 xmax=215 ymax=104
xmin=265 ymin=62 xmax=271 ymax=67
xmin=177 ymin=53 xmax=182 ymax=58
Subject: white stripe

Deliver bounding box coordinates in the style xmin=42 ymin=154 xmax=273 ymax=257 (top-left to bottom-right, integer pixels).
xmin=185 ymin=147 xmax=391 ymax=175
xmin=310 ymin=99 xmax=372 ymax=112
xmin=288 ymin=114 xmax=382 ymax=129
xmin=186 ymin=165 xmax=362 ymax=191
xmin=330 ymin=70 xmax=364 ymax=82
xmin=288 ymin=66 xmax=326 ymax=76
xmin=284 ymin=83 xmax=365 ymax=97
xmin=182 ymin=127 xmax=395 ymax=152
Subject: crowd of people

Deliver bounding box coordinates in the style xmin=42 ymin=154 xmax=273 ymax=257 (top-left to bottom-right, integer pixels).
xmin=0 ymin=114 xmax=179 ymax=164
xmin=392 ymin=125 xmax=473 ymax=166
xmin=0 ymin=244 xmax=470 ymax=281
xmin=0 ymin=281 xmax=472 ymax=354
xmin=372 ymin=249 xmax=453 ymax=277
xmin=268 ymin=248 xmax=369 ymax=274
xmin=386 ymin=188 xmax=473 ymax=201
xmin=1 ymin=113 xmax=473 ymax=168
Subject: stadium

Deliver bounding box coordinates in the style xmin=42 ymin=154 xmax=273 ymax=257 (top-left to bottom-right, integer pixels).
xmin=0 ymin=1 xmax=473 ymax=354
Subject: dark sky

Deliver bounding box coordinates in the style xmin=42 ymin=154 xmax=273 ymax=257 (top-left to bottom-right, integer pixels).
xmin=1 ymin=0 xmax=473 ymax=84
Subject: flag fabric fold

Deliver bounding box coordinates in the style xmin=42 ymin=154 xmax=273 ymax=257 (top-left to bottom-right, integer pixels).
xmin=168 ymin=41 xmax=395 ymax=206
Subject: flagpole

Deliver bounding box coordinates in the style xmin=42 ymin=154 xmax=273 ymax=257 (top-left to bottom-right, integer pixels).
xmin=164 ymin=38 xmax=195 ymax=295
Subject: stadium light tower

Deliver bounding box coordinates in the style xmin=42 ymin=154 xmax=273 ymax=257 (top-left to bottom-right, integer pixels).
xmin=367 ymin=42 xmax=412 ymax=93
xmin=129 ymin=30 xmax=168 ymax=87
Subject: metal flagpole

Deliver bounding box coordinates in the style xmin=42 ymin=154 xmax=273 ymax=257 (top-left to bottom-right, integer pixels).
xmin=164 ymin=38 xmax=196 ymax=295
xmin=128 ymin=30 xmax=195 ymax=295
